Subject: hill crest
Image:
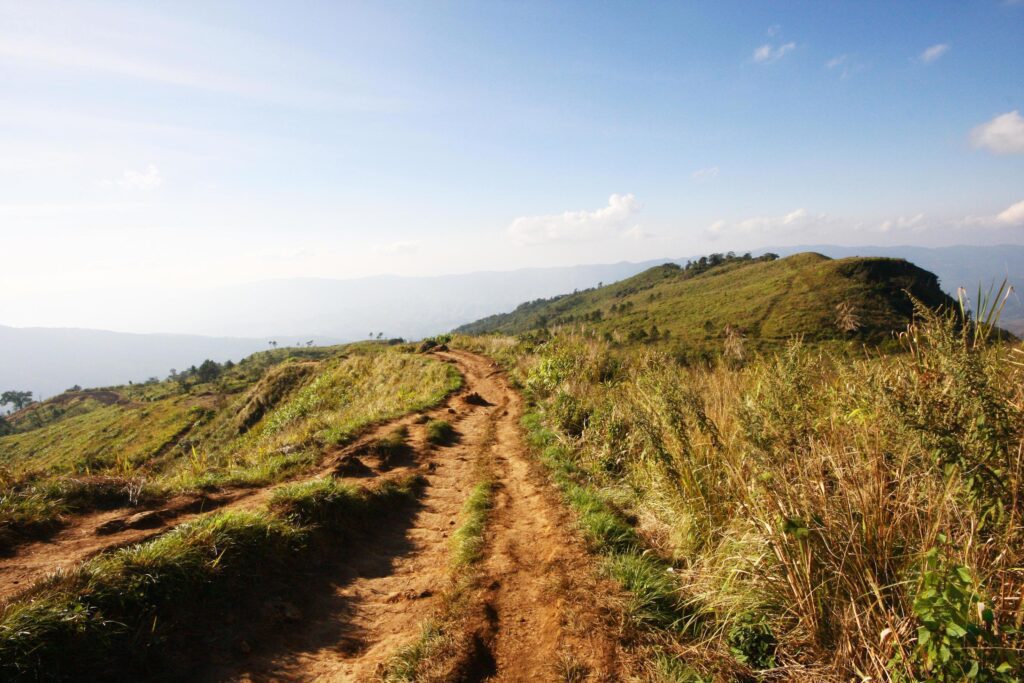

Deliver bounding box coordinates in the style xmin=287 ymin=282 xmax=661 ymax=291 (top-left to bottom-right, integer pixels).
xmin=455 ymin=252 xmax=955 ymax=352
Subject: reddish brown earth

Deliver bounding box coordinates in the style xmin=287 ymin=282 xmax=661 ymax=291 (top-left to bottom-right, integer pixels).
xmin=1 ymin=351 xmax=627 ymax=681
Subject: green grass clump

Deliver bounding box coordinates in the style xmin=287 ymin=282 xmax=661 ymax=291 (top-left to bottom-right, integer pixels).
xmin=425 ymin=419 xmax=456 ymax=446
xmin=0 ymin=472 xmax=425 ymax=681
xmin=270 ymin=474 xmax=423 ymax=529
xmin=451 ymin=480 xmax=494 ymax=567
xmin=0 ymin=510 xmax=299 ymax=680
xmin=603 ymin=553 xmax=686 ymax=630
xmin=367 ymin=425 xmax=410 ymax=462
xmin=383 ymin=620 xmax=453 ymax=682
xmin=562 ymin=481 xmax=639 ymax=554
xmin=0 ymin=490 xmax=66 ymax=546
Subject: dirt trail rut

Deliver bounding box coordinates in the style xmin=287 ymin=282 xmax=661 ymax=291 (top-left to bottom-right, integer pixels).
xmin=1 ymin=351 xmax=625 ymax=681
xmin=207 ymin=350 xmax=622 ymax=682
xmin=0 ymin=385 xmax=455 ymax=603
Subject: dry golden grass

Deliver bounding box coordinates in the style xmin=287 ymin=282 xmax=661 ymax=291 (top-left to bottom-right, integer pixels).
xmin=457 ymin=304 xmax=1024 ymax=680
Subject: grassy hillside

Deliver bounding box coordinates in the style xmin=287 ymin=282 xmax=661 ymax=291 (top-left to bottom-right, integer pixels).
xmin=455 ymin=304 xmax=1024 ymax=681
xmin=0 ymin=342 xmax=460 ymax=547
xmin=456 ymin=252 xmax=957 ymax=356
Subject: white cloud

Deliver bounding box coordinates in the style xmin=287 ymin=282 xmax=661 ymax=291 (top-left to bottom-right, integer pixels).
xmin=947 ymin=199 xmax=1024 ymax=229
xmin=101 ymin=164 xmax=162 ymax=190
xmin=373 ymin=240 xmax=421 ymax=255
xmin=826 ymin=54 xmax=848 ymax=69
xmin=623 ymin=225 xmax=655 ymax=240
xmin=753 ymin=42 xmax=796 ymax=64
xmin=691 ymin=166 xmax=719 ymax=182
xmin=920 ymin=43 xmax=950 ymax=64
xmin=996 ymin=200 xmax=1024 ymax=226
xmin=970 ymin=111 xmax=1024 ymax=155
xmin=824 ymin=54 xmax=864 ymax=80
xmin=878 ymin=213 xmax=926 ymax=233
xmin=706 ymin=208 xmax=830 ymax=239
xmin=508 ymin=193 xmax=641 ymax=245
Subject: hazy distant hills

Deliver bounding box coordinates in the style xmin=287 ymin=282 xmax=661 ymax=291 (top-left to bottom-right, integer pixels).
xmin=0 ymin=261 xmax=661 ymax=399
xmin=1 ymin=244 xmax=1019 ymax=399
xmin=0 ymin=327 xmax=289 ymax=402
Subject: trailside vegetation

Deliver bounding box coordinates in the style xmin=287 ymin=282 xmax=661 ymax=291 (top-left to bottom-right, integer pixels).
xmin=455 ymin=297 xmax=1024 ymax=681
xmin=0 ymin=342 xmax=461 ymax=550
xmin=0 ymin=473 xmax=424 ymax=681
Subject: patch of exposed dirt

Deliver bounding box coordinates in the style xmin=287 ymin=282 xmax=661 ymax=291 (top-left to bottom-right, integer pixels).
xmin=199 ymin=350 xmax=626 ymax=682
xmin=1 ymin=351 xmax=629 ymax=682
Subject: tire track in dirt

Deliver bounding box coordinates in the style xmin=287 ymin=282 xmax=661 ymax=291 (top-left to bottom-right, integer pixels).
xmin=207 ymin=350 xmax=624 ymax=682
xmin=201 ymin=350 xmax=622 ymax=679
xmin=0 ymin=381 xmax=465 ymax=604
xmin=203 ymin=351 xmax=506 ymax=681
xmin=449 ymin=350 xmax=623 ymax=683
xmin=2 ymin=351 xmax=628 ymax=681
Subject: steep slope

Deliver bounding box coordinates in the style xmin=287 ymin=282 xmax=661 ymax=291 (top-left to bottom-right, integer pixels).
xmin=456 ymin=252 xmax=957 ymax=350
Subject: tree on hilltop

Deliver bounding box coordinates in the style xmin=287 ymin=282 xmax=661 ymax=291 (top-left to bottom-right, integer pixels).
xmin=1 ymin=390 xmax=34 ymax=412
xmin=195 ymin=360 xmax=221 ymax=382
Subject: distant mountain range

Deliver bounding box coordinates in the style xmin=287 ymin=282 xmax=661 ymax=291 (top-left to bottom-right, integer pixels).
xmin=1 ymin=244 xmax=1019 ymax=400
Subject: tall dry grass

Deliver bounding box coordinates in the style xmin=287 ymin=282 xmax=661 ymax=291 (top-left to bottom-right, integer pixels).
xmin=457 ymin=304 xmax=1024 ymax=680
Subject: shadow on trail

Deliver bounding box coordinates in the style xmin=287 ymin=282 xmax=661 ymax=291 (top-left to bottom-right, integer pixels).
xmin=159 ymin=494 xmax=428 ymax=682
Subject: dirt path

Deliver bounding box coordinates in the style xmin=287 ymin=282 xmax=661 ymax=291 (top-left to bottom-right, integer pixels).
xmin=206 ymin=352 xmax=496 ymax=681
xmin=200 ymin=350 xmax=624 ymax=682
xmin=446 ymin=350 xmax=623 ymax=683
xmin=2 ymin=350 xmax=626 ymax=681
xmin=0 ymin=388 xmax=461 ymax=603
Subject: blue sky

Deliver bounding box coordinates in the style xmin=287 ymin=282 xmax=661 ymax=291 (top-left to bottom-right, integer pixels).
xmin=1 ymin=0 xmax=1022 ymax=302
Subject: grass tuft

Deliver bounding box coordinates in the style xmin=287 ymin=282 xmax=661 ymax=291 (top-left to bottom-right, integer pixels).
xmin=425 ymin=419 xmax=456 ymax=446
xmin=0 ymin=474 xmax=425 ymax=680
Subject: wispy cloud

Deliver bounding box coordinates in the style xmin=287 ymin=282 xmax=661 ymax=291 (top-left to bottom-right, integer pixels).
xmin=753 ymin=42 xmax=796 ymax=64
xmin=508 ymin=194 xmax=641 ymax=245
xmin=996 ymin=200 xmax=1024 ymax=226
xmin=373 ymin=240 xmax=421 ymax=255
xmin=970 ymin=111 xmax=1024 ymax=155
xmin=0 ymin=6 xmax=401 ymax=113
xmin=826 ymin=54 xmax=848 ymax=70
xmin=878 ymin=213 xmax=926 ymax=233
xmin=0 ymin=37 xmax=242 ymax=93
xmin=708 ymin=200 xmax=1023 ymax=242
xmin=706 ymin=208 xmax=828 ymax=239
xmin=919 ymin=43 xmax=950 ymax=64
xmin=99 ymin=165 xmax=163 ymax=190
xmin=623 ymin=225 xmax=656 ymax=240
xmin=691 ymin=166 xmax=719 ymax=182
xmin=824 ymin=53 xmax=864 ymax=79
